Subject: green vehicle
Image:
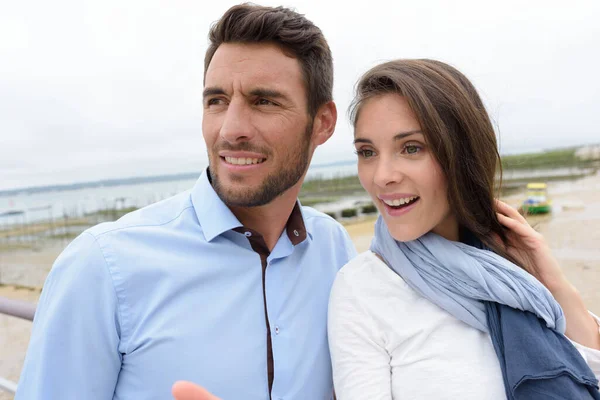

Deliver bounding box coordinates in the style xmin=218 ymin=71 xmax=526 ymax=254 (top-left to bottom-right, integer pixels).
xmin=522 ymin=183 xmax=552 ymax=214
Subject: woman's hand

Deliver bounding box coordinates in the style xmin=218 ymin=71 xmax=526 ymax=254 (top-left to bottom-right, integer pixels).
xmin=493 ymin=199 xmax=600 ymax=349
xmin=492 ymin=199 xmax=567 ymax=293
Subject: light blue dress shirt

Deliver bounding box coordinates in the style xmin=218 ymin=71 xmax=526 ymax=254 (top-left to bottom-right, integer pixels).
xmin=16 ymin=170 xmax=357 ymax=400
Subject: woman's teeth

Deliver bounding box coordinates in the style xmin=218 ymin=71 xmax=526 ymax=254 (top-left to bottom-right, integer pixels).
xmin=224 ymin=157 xmax=265 ymax=165
xmin=382 ymin=196 xmax=419 ymax=207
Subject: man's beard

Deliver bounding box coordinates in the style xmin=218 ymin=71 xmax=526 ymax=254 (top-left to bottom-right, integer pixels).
xmin=210 ymin=123 xmax=312 ymax=208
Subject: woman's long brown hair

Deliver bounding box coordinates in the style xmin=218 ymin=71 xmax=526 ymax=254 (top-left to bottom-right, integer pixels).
xmin=351 ymin=59 xmax=515 ymax=262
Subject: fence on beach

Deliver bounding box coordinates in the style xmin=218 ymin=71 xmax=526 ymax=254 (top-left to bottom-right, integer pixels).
xmin=0 ymin=297 xmax=35 ymax=395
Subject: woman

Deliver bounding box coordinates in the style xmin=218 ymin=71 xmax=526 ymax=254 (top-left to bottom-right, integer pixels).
xmin=328 ymin=59 xmax=600 ymax=399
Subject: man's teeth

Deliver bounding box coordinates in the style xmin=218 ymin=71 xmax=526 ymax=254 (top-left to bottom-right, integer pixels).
xmin=224 ymin=157 xmax=265 ymax=165
xmin=382 ymin=196 xmax=418 ymax=207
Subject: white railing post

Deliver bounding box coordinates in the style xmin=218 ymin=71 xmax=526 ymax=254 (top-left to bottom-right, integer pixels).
xmin=0 ymin=296 xmax=36 ymax=394
xmin=0 ymin=376 xmax=17 ymax=394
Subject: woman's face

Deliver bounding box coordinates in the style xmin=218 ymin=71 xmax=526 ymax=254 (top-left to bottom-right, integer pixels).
xmin=354 ymin=93 xmax=459 ymax=242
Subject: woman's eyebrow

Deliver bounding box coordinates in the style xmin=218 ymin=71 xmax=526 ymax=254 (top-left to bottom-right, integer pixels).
xmin=354 ymin=130 xmax=423 ymax=144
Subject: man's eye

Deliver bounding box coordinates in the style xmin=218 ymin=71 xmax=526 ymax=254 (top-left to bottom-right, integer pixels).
xmin=257 ymin=98 xmax=275 ymax=106
xmin=207 ymin=98 xmax=225 ymax=106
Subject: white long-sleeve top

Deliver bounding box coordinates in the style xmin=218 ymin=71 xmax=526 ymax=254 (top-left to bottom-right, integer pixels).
xmin=328 ymin=251 xmax=600 ymax=400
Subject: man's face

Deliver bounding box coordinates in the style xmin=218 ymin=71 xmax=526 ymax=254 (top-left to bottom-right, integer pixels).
xmin=202 ymin=42 xmax=313 ymax=207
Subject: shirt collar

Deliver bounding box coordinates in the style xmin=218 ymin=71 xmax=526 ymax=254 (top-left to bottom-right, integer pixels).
xmin=192 ymin=169 xmax=243 ymax=242
xmin=285 ymin=201 xmax=308 ymax=245
xmin=191 ymin=168 xmax=310 ymax=244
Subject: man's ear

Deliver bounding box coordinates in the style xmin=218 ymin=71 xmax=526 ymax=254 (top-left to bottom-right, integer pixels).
xmin=310 ymin=101 xmax=337 ymax=147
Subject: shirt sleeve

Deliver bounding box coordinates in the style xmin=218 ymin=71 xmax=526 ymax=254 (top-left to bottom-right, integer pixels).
xmin=15 ymin=232 xmax=122 ymax=399
xmin=569 ymin=311 xmax=600 ymax=379
xmin=340 ymin=226 xmax=358 ymax=262
xmin=328 ymin=269 xmax=392 ymax=400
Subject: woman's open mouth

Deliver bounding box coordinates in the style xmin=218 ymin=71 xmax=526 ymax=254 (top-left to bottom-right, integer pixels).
xmin=380 ymin=196 xmax=420 ymax=216
xmin=381 ymin=196 xmax=419 ymax=209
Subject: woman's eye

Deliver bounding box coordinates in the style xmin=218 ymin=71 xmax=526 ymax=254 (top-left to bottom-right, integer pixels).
xmin=404 ymin=144 xmax=421 ymax=155
xmin=357 ymin=149 xmax=375 ymax=159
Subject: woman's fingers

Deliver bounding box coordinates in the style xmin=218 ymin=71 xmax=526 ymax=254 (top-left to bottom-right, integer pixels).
xmin=496 ymin=212 xmax=532 ymax=238
xmin=495 ymin=199 xmax=529 ymax=226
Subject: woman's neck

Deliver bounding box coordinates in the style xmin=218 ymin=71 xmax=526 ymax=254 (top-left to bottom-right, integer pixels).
xmin=431 ymin=214 xmax=460 ymax=242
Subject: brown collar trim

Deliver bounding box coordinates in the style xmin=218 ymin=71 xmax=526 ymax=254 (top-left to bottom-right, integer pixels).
xmin=232 ymin=202 xmax=307 ymax=247
xmin=285 ymin=201 xmax=307 ymax=245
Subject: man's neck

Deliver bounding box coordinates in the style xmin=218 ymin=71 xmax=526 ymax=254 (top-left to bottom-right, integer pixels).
xmin=229 ymin=188 xmax=300 ymax=251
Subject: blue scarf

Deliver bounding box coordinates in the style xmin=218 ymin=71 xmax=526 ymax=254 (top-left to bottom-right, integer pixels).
xmin=370 ymin=216 xmax=565 ymax=333
xmin=370 ymin=216 xmax=600 ymax=399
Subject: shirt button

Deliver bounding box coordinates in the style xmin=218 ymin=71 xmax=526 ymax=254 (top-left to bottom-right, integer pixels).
xmin=274 ymin=326 xmax=280 ymax=335
xmin=293 ymin=229 xmax=299 ymax=237
xmin=244 ymin=231 xmax=252 ymax=237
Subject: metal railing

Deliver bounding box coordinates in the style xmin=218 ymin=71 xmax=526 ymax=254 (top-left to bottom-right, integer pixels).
xmin=0 ymin=296 xmax=36 ymax=395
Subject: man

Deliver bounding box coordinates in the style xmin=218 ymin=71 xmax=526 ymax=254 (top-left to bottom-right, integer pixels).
xmin=16 ymin=4 xmax=356 ymax=400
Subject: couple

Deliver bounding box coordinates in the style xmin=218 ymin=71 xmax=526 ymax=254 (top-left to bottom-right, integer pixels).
xmin=17 ymin=3 xmax=600 ymax=400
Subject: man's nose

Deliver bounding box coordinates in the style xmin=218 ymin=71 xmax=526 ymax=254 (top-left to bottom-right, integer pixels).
xmin=219 ymin=101 xmax=256 ymax=143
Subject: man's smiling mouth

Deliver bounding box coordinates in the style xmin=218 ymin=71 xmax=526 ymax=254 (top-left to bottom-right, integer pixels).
xmin=223 ymin=156 xmax=266 ymax=165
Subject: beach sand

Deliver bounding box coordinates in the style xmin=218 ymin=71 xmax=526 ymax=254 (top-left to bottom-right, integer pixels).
xmin=1 ymin=171 xmax=600 ymax=398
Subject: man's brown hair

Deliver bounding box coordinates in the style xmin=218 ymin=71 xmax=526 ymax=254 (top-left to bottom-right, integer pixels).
xmin=205 ymin=3 xmax=334 ymax=117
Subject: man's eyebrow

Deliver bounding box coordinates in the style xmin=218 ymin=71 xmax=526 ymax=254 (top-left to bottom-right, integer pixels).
xmin=353 ymin=130 xmax=423 ymax=144
xmin=203 ymin=87 xmax=226 ymax=99
xmin=203 ymin=87 xmax=290 ymax=102
xmin=249 ymin=88 xmax=289 ymax=101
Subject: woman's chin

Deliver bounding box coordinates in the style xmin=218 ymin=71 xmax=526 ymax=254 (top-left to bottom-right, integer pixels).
xmin=388 ymin=228 xmax=426 ymax=243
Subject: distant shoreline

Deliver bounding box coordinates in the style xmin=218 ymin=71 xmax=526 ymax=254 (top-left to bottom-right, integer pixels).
xmin=0 ymin=172 xmax=202 ymax=198
xmin=0 ymin=159 xmax=358 ymax=198
xmin=3 ymin=143 xmax=599 ymax=197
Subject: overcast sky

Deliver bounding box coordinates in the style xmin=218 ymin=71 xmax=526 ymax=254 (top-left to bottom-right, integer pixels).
xmin=1 ymin=0 xmax=599 ymax=190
